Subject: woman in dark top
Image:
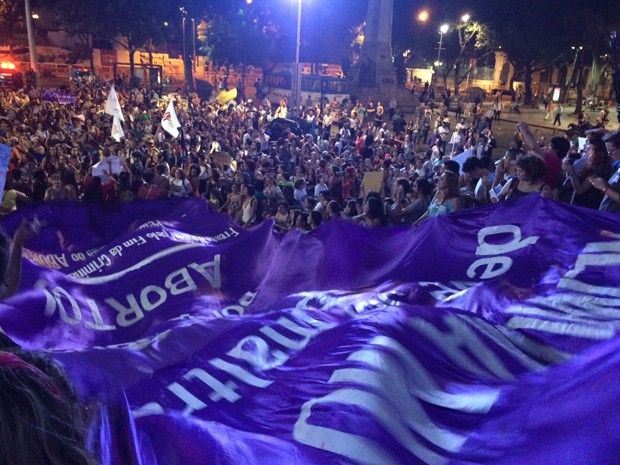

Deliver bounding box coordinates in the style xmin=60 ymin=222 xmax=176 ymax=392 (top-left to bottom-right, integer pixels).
xmin=497 ymin=155 xmax=547 ymax=202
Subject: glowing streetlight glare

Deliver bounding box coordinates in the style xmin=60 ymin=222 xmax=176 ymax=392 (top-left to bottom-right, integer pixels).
xmin=439 ymin=24 xmax=449 ymax=34
xmin=31 ymin=13 xmax=39 ymax=19
xmin=461 ymin=14 xmax=470 ymax=22
xmin=247 ymin=0 xmax=252 ymax=3
xmin=417 ymin=10 xmax=429 ymax=22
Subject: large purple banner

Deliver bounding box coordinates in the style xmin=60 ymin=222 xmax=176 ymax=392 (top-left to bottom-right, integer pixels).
xmin=1 ymin=196 xmax=620 ymax=464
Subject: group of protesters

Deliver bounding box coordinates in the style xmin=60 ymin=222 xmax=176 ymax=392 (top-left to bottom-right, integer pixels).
xmin=0 ymin=74 xmax=619 ymax=233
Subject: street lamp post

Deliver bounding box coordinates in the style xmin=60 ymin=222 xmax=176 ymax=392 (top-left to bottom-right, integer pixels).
xmin=24 ymin=0 xmax=40 ymax=87
xmin=192 ymin=18 xmax=197 ymax=72
xmin=292 ymin=0 xmax=302 ymax=113
xmin=433 ymin=24 xmax=449 ymax=87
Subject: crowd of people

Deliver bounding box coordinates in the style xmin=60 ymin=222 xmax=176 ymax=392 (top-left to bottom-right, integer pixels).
xmin=0 ymin=76 xmax=619 ymax=235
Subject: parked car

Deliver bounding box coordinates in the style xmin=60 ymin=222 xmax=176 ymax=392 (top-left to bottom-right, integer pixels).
xmin=265 ymin=117 xmax=313 ymax=141
xmin=0 ymin=62 xmax=23 ymax=90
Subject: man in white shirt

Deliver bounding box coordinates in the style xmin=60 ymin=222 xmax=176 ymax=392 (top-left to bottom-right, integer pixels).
xmin=314 ymin=174 xmax=329 ymax=197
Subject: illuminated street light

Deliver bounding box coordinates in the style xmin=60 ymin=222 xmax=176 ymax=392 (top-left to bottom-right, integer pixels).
xmin=433 ymin=24 xmax=449 ymax=85
xmin=417 ymin=10 xmax=429 ymax=23
xmin=461 ymin=14 xmax=470 ymax=23
xmin=436 ymin=24 xmax=449 ymax=63
xmin=31 ymin=13 xmax=39 ymax=19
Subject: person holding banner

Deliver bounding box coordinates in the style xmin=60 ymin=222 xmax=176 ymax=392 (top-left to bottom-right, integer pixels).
xmin=496 ymin=155 xmax=548 ymax=202
xmin=0 ymin=220 xmax=33 ymax=300
xmin=590 ymin=129 xmax=620 ymax=212
xmin=414 ymin=171 xmax=462 ymax=224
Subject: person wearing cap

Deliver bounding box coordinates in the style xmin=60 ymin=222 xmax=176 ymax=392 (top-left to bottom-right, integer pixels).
xmin=590 ymin=129 xmax=620 ymax=213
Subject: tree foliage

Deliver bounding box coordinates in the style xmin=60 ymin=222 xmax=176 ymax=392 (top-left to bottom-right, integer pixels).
xmin=448 ymin=20 xmax=496 ymax=95
xmin=0 ymin=0 xmax=24 ymax=51
xmin=200 ymin=2 xmax=276 ymax=79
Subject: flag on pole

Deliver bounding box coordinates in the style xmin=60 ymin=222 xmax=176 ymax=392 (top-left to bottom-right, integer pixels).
xmin=161 ymin=100 xmax=181 ymax=138
xmin=111 ymin=114 xmax=125 ymax=143
xmin=105 ymin=86 xmax=124 ymax=122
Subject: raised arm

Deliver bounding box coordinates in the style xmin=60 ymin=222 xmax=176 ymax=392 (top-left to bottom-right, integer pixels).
xmin=517 ymin=121 xmax=544 ymax=158
xmin=0 ymin=221 xmax=32 ymax=300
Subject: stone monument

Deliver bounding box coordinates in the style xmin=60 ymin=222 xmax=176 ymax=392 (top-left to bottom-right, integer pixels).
xmin=348 ymin=0 xmax=416 ymax=111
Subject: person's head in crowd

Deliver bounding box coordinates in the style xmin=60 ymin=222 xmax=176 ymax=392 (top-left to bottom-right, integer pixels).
xmin=603 ymin=129 xmax=620 ymax=161
xmin=396 ymin=178 xmax=412 ymax=196
xmin=143 ymin=169 xmax=156 ymax=185
xmin=364 ymin=195 xmax=386 ymax=226
xmin=549 ymin=136 xmax=570 ymax=159
xmin=344 ymin=198 xmax=359 ymax=217
xmin=243 ymin=184 xmax=256 ymax=197
xmin=0 ymin=349 xmax=94 ymax=465
xmin=326 ymin=200 xmax=342 ymax=220
xmin=302 ymin=196 xmax=316 ymax=212
xmin=580 ymin=132 xmax=611 ymax=177
xmin=438 ymin=170 xmax=460 ymax=199
xmin=442 ymin=160 xmax=460 ymax=175
xmin=462 ymin=156 xmax=485 ymax=179
xmin=309 ymin=210 xmax=322 ymax=229
xmin=295 ymin=211 xmax=309 ymax=230
xmin=516 ymin=155 xmax=546 ymax=183
xmin=414 ymin=178 xmax=434 ymax=199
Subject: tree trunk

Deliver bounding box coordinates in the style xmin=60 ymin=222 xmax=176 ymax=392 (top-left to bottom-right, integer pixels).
xmin=524 ymin=61 xmax=533 ymax=105
xmin=557 ymin=63 xmax=569 ymax=102
xmin=573 ymin=55 xmax=585 ymax=115
xmin=241 ymin=64 xmax=247 ymax=99
xmin=128 ymin=45 xmax=136 ymax=87
xmin=509 ymin=60 xmax=517 ymax=92
xmin=223 ymin=66 xmax=230 ymax=91
xmin=88 ymin=34 xmax=94 ymax=73
xmin=453 ymin=62 xmax=462 ymax=96
xmin=575 ymin=71 xmax=584 ymax=116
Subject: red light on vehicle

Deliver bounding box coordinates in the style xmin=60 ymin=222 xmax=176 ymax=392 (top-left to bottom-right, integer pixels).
xmin=0 ymin=62 xmax=16 ymax=70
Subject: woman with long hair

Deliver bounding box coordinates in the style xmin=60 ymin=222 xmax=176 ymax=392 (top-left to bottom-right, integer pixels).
xmin=497 ymin=155 xmax=547 ymax=202
xmin=415 ymin=171 xmax=462 ymax=224
xmin=565 ymin=132 xmax=612 ymax=208
xmin=0 ymin=349 xmax=95 ymax=465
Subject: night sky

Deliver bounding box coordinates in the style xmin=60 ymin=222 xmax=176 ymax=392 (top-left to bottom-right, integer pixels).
xmin=256 ymin=0 xmax=483 ymax=64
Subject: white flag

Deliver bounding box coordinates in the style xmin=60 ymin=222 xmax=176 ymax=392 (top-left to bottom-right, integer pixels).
xmin=111 ymin=114 xmax=125 ymax=142
xmin=105 ymin=86 xmax=124 ymax=122
xmin=161 ymin=100 xmax=181 ymax=138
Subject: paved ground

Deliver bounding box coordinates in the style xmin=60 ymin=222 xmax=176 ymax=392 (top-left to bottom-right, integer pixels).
xmin=492 ymin=104 xmax=619 ymax=154
xmin=406 ymin=102 xmax=619 ymax=157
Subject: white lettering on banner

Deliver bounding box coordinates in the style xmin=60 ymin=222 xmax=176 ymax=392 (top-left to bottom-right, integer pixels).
xmin=69 ymin=243 xmax=202 ymax=281
xmin=227 ymin=335 xmax=289 ymax=370
xmin=39 ymin=256 xmax=221 ymax=329
xmin=505 ymin=235 xmax=620 ymax=340
xmin=122 ymin=236 xmax=147 ymax=248
xmin=408 ymin=315 xmax=515 ymax=380
xmin=213 ymin=291 xmax=256 ymax=318
xmin=418 ymin=281 xmax=477 ymax=301
xmin=23 ymin=250 xmax=69 ymax=270
xmin=294 ymin=330 xmax=502 ymax=465
xmin=208 ymin=359 xmax=273 ymax=388
xmin=132 ymin=308 xmax=335 ymax=419
xmin=467 ymin=225 xmax=539 ymax=280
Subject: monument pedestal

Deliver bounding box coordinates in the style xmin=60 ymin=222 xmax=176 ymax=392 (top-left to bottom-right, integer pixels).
xmin=347 ymin=0 xmax=418 ymax=115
